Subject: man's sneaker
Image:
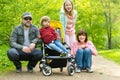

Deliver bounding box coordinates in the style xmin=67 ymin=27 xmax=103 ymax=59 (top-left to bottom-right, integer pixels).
xmin=27 ymin=67 xmax=33 ymax=73
xmin=86 ymin=68 xmax=93 ymax=73
xmin=75 ymin=67 xmax=81 ymax=73
xmin=16 ymin=68 xmax=22 ymax=73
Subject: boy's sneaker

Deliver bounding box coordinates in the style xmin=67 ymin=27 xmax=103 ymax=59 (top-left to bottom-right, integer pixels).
xmin=86 ymin=68 xmax=93 ymax=73
xmin=75 ymin=67 xmax=81 ymax=73
xmin=27 ymin=67 xmax=33 ymax=73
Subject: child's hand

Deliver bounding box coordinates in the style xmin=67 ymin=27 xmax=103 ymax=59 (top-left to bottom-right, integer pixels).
xmin=57 ymin=36 xmax=61 ymax=40
xmin=79 ymin=45 xmax=86 ymax=49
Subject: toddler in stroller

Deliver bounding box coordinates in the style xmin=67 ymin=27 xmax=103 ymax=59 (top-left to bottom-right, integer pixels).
xmin=39 ymin=16 xmax=75 ymax=76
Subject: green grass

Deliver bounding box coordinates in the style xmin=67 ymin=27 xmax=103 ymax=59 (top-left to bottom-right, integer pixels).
xmin=99 ymin=49 xmax=120 ymax=65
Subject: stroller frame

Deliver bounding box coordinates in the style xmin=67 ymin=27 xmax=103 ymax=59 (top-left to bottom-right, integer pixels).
xmin=39 ymin=20 xmax=75 ymax=76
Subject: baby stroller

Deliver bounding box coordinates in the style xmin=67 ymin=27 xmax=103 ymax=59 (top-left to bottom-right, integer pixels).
xmin=39 ymin=20 xmax=75 ymax=76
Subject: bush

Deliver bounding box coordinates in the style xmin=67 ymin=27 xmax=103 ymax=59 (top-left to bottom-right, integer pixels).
xmin=0 ymin=45 xmax=13 ymax=73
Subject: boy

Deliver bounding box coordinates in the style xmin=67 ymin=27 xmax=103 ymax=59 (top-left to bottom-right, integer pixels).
xmin=39 ymin=16 xmax=68 ymax=56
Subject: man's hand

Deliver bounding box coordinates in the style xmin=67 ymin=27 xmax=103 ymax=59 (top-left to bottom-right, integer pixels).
xmin=22 ymin=46 xmax=31 ymax=53
xmin=29 ymin=43 xmax=35 ymax=51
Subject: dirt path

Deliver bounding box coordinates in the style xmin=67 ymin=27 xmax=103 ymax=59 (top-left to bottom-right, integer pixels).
xmin=0 ymin=55 xmax=120 ymax=80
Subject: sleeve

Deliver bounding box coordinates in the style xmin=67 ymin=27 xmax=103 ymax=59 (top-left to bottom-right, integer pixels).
xmin=39 ymin=28 xmax=42 ymax=36
xmin=31 ymin=26 xmax=40 ymax=44
xmin=71 ymin=42 xmax=78 ymax=58
xmin=36 ymin=26 xmax=40 ymax=37
xmin=10 ymin=28 xmax=23 ymax=49
xmin=60 ymin=12 xmax=66 ymax=35
xmin=86 ymin=41 xmax=98 ymax=56
xmin=74 ymin=10 xmax=78 ymax=22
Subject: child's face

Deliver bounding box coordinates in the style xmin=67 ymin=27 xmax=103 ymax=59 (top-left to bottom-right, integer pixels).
xmin=78 ymin=34 xmax=86 ymax=43
xmin=64 ymin=1 xmax=73 ymax=12
xmin=42 ymin=21 xmax=50 ymax=27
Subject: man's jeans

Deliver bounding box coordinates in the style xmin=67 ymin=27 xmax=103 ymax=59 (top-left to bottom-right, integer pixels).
xmin=48 ymin=40 xmax=68 ymax=53
xmin=7 ymin=48 xmax=43 ymax=69
xmin=75 ymin=48 xmax=92 ymax=69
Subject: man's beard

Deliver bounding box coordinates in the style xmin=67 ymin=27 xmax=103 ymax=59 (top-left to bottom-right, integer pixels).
xmin=24 ymin=23 xmax=31 ymax=27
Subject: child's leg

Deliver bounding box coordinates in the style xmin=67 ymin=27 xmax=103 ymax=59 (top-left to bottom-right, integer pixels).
xmin=48 ymin=42 xmax=63 ymax=53
xmin=54 ymin=40 xmax=68 ymax=53
xmin=75 ymin=49 xmax=84 ymax=69
xmin=83 ymin=48 xmax=92 ymax=69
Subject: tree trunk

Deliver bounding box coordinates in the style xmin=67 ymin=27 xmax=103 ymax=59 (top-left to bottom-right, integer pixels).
xmin=101 ymin=0 xmax=112 ymax=49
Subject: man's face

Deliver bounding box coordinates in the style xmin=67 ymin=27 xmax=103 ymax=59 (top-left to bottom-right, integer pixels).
xmin=22 ymin=17 xmax=32 ymax=27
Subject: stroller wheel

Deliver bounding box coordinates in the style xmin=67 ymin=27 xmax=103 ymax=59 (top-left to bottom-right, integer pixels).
xmin=67 ymin=65 xmax=75 ymax=76
xmin=42 ymin=65 xmax=52 ymax=76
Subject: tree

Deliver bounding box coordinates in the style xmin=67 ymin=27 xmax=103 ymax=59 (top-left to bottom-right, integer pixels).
xmin=100 ymin=0 xmax=120 ymax=49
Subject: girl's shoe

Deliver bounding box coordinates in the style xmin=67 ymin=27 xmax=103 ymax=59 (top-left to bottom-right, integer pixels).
xmin=86 ymin=68 xmax=93 ymax=73
xmin=75 ymin=67 xmax=81 ymax=73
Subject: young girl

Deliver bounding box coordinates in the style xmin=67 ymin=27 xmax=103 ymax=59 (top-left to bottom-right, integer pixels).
xmin=71 ymin=30 xmax=98 ymax=73
xmin=60 ymin=0 xmax=77 ymax=47
xmin=39 ymin=16 xmax=68 ymax=56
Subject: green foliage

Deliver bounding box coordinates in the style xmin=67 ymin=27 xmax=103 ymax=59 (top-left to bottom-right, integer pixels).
xmin=0 ymin=45 xmax=28 ymax=74
xmin=0 ymin=45 xmax=13 ymax=73
xmin=0 ymin=0 xmax=120 ymax=49
xmin=99 ymin=49 xmax=120 ymax=65
xmin=75 ymin=0 xmax=107 ymax=49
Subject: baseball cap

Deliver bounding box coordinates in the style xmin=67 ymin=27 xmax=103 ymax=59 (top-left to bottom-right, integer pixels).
xmin=22 ymin=12 xmax=32 ymax=18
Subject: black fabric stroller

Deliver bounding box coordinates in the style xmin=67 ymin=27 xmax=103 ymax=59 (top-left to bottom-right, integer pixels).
xmin=39 ymin=20 xmax=75 ymax=76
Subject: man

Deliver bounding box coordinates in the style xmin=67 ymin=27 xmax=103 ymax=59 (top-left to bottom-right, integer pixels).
xmin=7 ymin=12 xmax=43 ymax=73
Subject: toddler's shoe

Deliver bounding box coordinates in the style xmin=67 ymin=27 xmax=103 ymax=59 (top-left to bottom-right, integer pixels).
xmin=60 ymin=52 xmax=66 ymax=57
xmin=46 ymin=59 xmax=52 ymax=64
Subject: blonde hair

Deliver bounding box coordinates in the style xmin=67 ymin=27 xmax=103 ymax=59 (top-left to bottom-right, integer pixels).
xmin=40 ymin=16 xmax=50 ymax=26
xmin=63 ymin=0 xmax=74 ymax=16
